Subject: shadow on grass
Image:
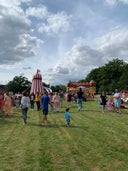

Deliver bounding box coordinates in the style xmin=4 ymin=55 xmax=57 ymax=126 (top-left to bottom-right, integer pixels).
xmin=0 ymin=111 xmax=21 ymax=116
xmin=80 ymin=109 xmax=101 ymax=113
xmin=0 ymin=119 xmax=19 ymax=124
xmin=61 ymin=125 xmax=88 ymax=129
xmin=0 ymin=114 xmax=21 ymax=124
xmin=28 ymin=122 xmax=88 ymax=130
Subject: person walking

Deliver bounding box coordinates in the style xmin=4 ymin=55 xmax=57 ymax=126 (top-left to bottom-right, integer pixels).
xmin=21 ymin=91 xmax=30 ymax=125
xmin=41 ymin=91 xmax=50 ymax=124
xmin=14 ymin=96 xmax=20 ymax=108
xmin=77 ymin=88 xmax=84 ymax=111
xmin=35 ymin=92 xmax=41 ymax=111
xmin=29 ymin=92 xmax=35 ymax=109
xmin=59 ymin=91 xmax=64 ymax=107
xmin=49 ymin=92 xmax=54 ymax=112
xmin=67 ymin=91 xmax=72 ymax=107
xmin=65 ymin=107 xmax=70 ymax=126
xmin=4 ymin=92 xmax=13 ymax=116
xmin=0 ymin=91 xmax=4 ymax=113
xmin=53 ymin=92 xmax=61 ymax=112
xmin=100 ymin=91 xmax=107 ymax=113
xmin=113 ymin=89 xmax=121 ymax=113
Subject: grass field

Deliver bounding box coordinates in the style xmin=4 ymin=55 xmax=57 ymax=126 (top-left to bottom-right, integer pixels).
xmin=0 ymin=100 xmax=128 ymax=171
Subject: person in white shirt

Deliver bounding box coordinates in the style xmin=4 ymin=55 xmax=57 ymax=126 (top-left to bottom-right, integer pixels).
xmin=113 ymin=89 xmax=121 ymax=113
xmin=21 ymin=91 xmax=30 ymax=124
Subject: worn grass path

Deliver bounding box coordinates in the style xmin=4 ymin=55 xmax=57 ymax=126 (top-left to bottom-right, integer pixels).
xmin=0 ymin=101 xmax=128 ymax=171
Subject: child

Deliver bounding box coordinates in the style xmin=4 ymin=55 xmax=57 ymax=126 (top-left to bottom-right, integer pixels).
xmin=107 ymin=98 xmax=113 ymax=111
xmin=65 ymin=108 xmax=70 ymax=126
xmin=49 ymin=93 xmax=54 ymax=112
xmin=15 ymin=97 xmax=20 ymax=108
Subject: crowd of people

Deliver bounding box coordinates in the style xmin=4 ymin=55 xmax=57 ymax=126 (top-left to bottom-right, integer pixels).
xmin=0 ymin=88 xmax=85 ymax=125
xmin=99 ymin=89 xmax=128 ymax=113
xmin=0 ymin=88 xmax=127 ymax=126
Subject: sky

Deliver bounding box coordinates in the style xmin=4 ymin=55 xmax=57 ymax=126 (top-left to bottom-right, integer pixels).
xmin=0 ymin=0 xmax=128 ymax=86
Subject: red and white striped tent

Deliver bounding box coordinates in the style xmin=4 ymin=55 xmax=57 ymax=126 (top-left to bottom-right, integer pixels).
xmin=30 ymin=70 xmax=43 ymax=95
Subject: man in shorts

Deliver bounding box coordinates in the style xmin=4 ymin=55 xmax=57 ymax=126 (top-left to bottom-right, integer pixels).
xmin=113 ymin=89 xmax=121 ymax=113
xmin=41 ymin=91 xmax=50 ymax=124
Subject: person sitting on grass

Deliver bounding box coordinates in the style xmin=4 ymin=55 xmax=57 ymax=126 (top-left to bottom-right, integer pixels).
xmin=65 ymin=107 xmax=70 ymax=126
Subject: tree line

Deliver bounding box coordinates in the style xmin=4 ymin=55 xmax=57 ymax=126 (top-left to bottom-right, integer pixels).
xmin=85 ymin=58 xmax=128 ymax=93
xmin=4 ymin=58 xmax=128 ymax=94
xmin=5 ymin=76 xmax=66 ymax=94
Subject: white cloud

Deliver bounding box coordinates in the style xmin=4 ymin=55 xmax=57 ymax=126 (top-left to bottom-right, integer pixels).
xmin=0 ymin=0 xmax=31 ymax=7
xmin=105 ymin=0 xmax=117 ymax=5
xmin=45 ymin=26 xmax=128 ymax=85
xmin=22 ymin=66 xmax=32 ymax=70
xmin=0 ymin=3 xmax=43 ymax=65
xmin=105 ymin=0 xmax=128 ymax=5
xmin=0 ymin=0 xmax=128 ymax=85
xmin=25 ymin=5 xmax=48 ymax=19
xmin=95 ymin=28 xmax=128 ymax=62
xmin=38 ymin=12 xmax=72 ymax=35
xmin=48 ymin=66 xmax=69 ymax=75
xmin=44 ymin=39 xmax=104 ymax=85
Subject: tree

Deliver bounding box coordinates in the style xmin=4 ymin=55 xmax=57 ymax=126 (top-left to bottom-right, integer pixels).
xmin=50 ymin=85 xmax=66 ymax=92
xmin=43 ymin=82 xmax=50 ymax=88
xmin=85 ymin=67 xmax=102 ymax=92
xmin=84 ymin=58 xmax=128 ymax=93
xmin=6 ymin=76 xmax=31 ymax=94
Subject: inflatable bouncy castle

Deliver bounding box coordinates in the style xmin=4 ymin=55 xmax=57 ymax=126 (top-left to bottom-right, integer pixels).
xmin=66 ymin=80 xmax=96 ymax=99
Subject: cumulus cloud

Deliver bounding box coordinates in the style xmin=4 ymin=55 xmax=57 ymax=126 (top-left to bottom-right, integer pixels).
xmin=0 ymin=1 xmax=71 ymax=66
xmin=22 ymin=66 xmax=32 ymax=70
xmin=45 ymin=26 xmax=128 ymax=85
xmin=44 ymin=39 xmax=104 ymax=85
xmin=48 ymin=66 xmax=69 ymax=75
xmin=95 ymin=28 xmax=128 ymax=62
xmin=38 ymin=12 xmax=72 ymax=35
xmin=0 ymin=4 xmax=43 ymax=65
xmin=25 ymin=4 xmax=72 ymax=35
xmin=65 ymin=43 xmax=103 ymax=67
xmin=105 ymin=0 xmax=128 ymax=6
xmin=0 ymin=0 xmax=31 ymax=7
xmin=0 ymin=0 xmax=128 ymax=86
xmin=25 ymin=5 xmax=49 ymax=19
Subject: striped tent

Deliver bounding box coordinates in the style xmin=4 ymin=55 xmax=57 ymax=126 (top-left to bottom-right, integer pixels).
xmin=43 ymin=86 xmax=52 ymax=93
xmin=30 ymin=70 xmax=43 ymax=95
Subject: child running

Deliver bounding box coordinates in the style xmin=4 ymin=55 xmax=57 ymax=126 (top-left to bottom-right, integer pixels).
xmin=65 ymin=107 xmax=70 ymax=126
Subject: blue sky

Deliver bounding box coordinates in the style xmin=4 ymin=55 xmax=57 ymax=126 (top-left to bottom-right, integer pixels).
xmin=0 ymin=0 xmax=128 ymax=85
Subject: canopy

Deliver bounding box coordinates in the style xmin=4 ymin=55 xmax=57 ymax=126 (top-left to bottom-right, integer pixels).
xmin=30 ymin=70 xmax=43 ymax=95
xmin=44 ymin=86 xmax=52 ymax=93
xmin=78 ymin=86 xmax=85 ymax=89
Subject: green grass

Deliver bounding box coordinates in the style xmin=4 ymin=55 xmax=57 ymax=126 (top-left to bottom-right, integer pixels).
xmin=0 ymin=100 xmax=128 ymax=171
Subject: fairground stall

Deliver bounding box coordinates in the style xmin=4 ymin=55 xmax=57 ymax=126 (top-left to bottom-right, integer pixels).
xmin=66 ymin=80 xmax=96 ymax=100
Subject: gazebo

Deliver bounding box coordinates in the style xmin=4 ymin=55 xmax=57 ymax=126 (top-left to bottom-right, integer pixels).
xmin=30 ymin=70 xmax=43 ymax=95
